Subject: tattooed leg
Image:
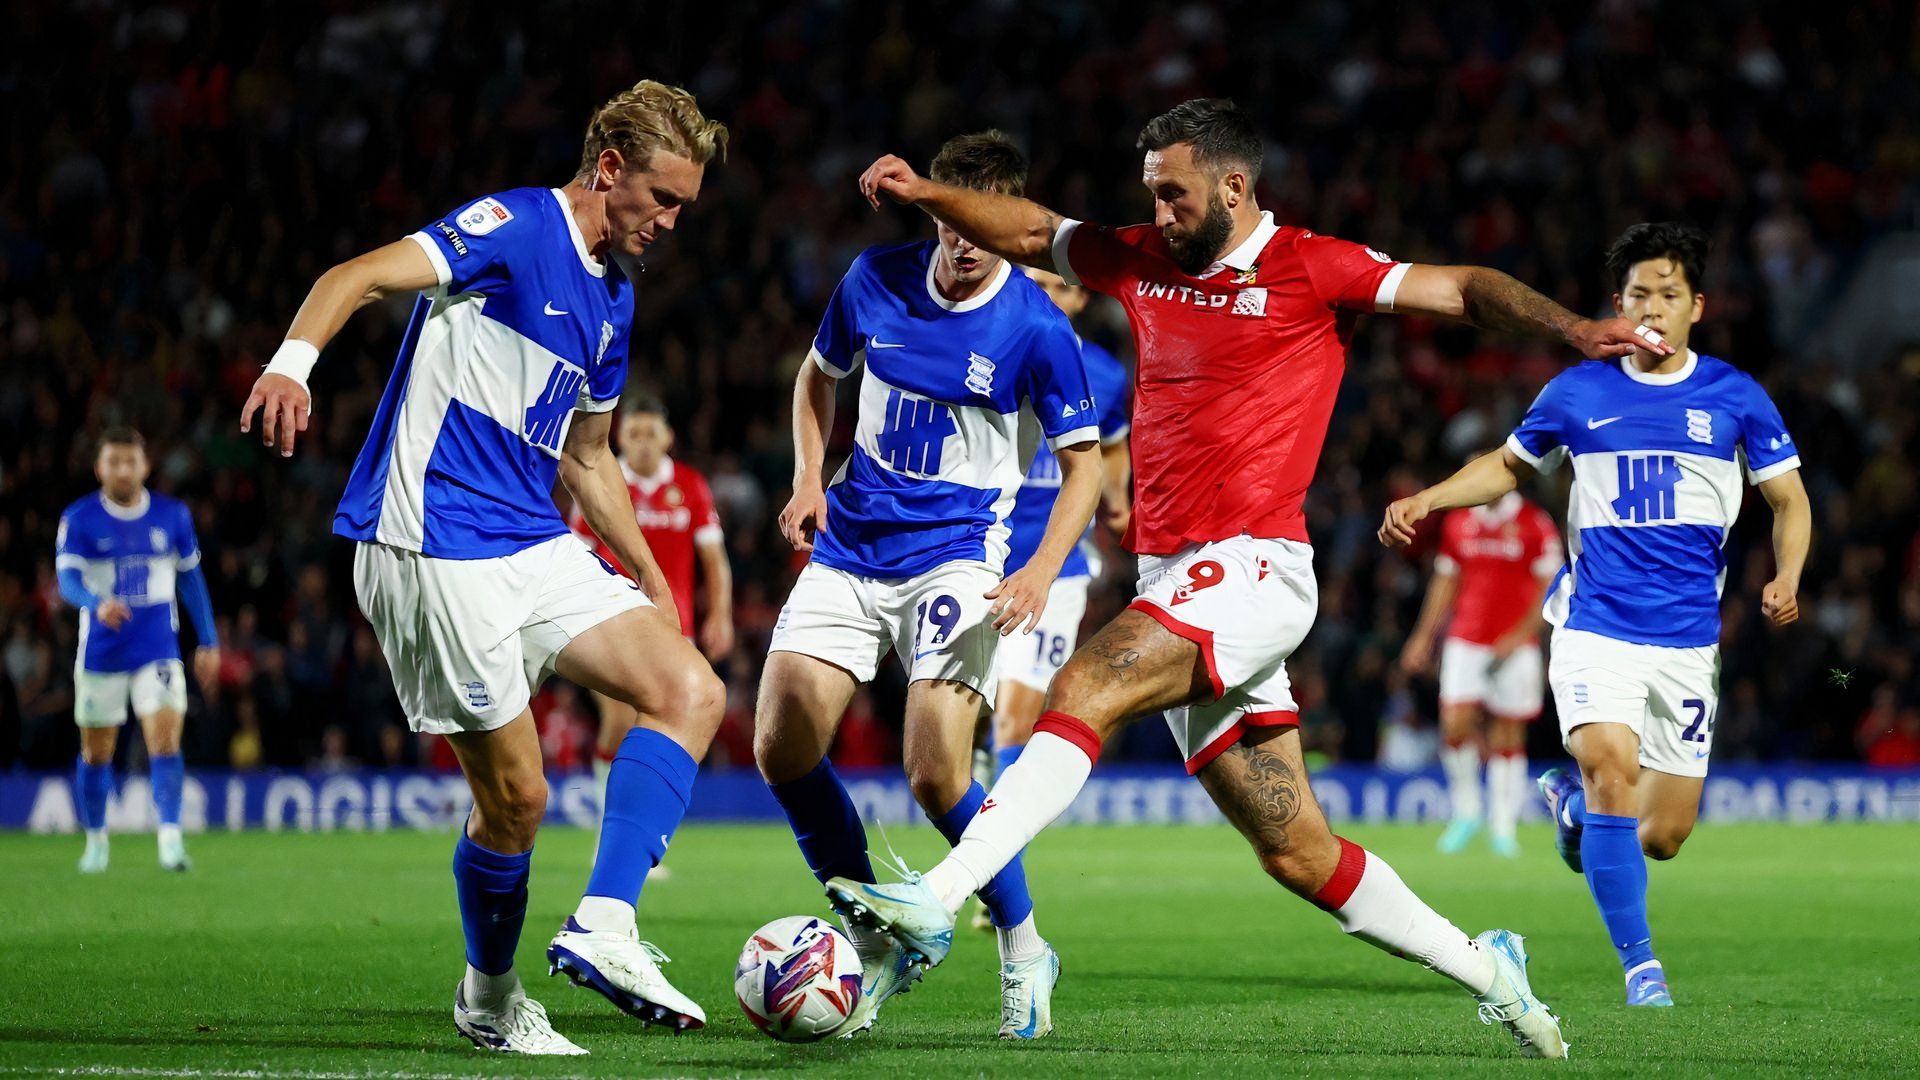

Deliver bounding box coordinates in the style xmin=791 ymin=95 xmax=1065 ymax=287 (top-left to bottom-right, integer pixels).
xmin=1044 ymin=609 xmax=1214 ymax=741
xmin=1197 ymin=727 xmax=1343 ymax=898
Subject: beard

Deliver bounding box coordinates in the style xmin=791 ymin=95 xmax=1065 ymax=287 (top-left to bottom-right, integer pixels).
xmin=1166 ymin=194 xmax=1236 ymax=275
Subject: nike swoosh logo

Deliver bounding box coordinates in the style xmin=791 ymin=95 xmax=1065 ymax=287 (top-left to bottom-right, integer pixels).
xmin=1587 ymin=416 xmax=1622 ymax=429
xmin=544 ymin=302 xmax=569 ymax=316
xmin=913 ymin=648 xmax=943 ymax=661
xmin=1694 ymin=751 xmax=1709 ymax=759
xmin=869 ymin=338 xmax=905 ymax=349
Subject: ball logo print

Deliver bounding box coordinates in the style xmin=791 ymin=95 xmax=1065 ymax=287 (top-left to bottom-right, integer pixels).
xmin=734 ymin=916 xmax=863 ymax=1042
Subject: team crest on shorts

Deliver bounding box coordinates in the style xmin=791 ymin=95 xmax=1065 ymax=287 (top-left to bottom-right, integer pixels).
xmin=462 ymin=681 xmax=492 ymax=709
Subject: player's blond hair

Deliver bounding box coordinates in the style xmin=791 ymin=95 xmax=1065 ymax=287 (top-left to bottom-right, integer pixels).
xmin=578 ymin=80 xmax=728 ymax=179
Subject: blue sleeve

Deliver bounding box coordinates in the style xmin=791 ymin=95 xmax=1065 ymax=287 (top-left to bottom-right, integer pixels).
xmin=1025 ymin=316 xmax=1100 ymax=450
xmin=584 ymin=306 xmax=631 ymax=411
xmin=409 ymin=190 xmax=530 ymax=297
xmin=176 ymin=565 xmax=218 ymax=648
xmin=1507 ymin=377 xmax=1570 ymax=473
xmin=171 ymin=504 xmax=217 ymax=646
xmin=1083 ymin=342 xmax=1132 ymax=443
xmin=808 ymin=257 xmax=866 ymax=379
xmin=1739 ymin=377 xmax=1801 ymax=483
xmin=57 ymin=568 xmax=98 ymax=611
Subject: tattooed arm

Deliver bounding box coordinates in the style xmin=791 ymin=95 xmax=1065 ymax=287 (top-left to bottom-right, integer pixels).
xmin=858 ymin=154 xmax=1063 ymax=272
xmin=1388 ymin=265 xmax=1672 ymax=360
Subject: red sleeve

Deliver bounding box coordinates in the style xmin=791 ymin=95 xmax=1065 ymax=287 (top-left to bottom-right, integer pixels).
xmin=1526 ymin=506 xmax=1564 ymax=576
xmin=1297 ymin=233 xmax=1402 ymax=311
xmin=1059 ymin=221 xmax=1144 ymax=297
xmin=687 ymin=471 xmax=721 ymax=532
xmin=1433 ymin=511 xmax=1464 ymax=572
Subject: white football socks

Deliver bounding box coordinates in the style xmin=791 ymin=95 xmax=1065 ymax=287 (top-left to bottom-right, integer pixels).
xmin=1485 ymin=751 xmax=1528 ymax=842
xmin=925 ymin=725 xmax=1098 ymax=912
xmin=463 ymin=964 xmax=522 ymax=1013
xmin=996 ymin=912 xmax=1047 ymax=964
xmin=1440 ymin=739 xmax=1483 ymax=822
xmin=1318 ymin=840 xmax=1495 ymax=995
xmin=571 ymin=895 xmax=635 ymax=933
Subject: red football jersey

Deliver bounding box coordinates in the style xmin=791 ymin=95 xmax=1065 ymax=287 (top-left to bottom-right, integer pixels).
xmin=1058 ymin=212 xmax=1403 ymax=554
xmin=567 ymin=457 xmax=722 ymax=636
xmin=1434 ymin=495 xmax=1563 ymax=646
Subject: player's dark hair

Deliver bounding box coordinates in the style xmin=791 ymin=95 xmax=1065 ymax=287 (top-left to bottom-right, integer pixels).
xmin=97 ymin=426 xmax=144 ymax=453
xmin=1137 ymin=98 xmax=1263 ymax=185
xmin=1605 ymin=222 xmax=1710 ymax=294
xmin=621 ymin=392 xmax=668 ymax=420
xmin=929 ymin=130 xmax=1027 ymax=197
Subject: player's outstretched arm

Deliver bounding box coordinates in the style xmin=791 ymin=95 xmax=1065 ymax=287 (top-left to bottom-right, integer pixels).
xmin=987 ymin=440 xmax=1101 ymax=635
xmin=241 ymin=239 xmax=441 ymax=457
xmin=1379 ymin=448 xmax=1533 ymax=549
xmin=779 ymin=360 xmax=837 ymax=552
xmin=1387 ymin=265 xmax=1674 ymax=360
xmin=859 ymin=155 xmax=1062 ymax=273
xmin=560 ymin=410 xmax=677 ymax=622
xmin=1757 ymin=469 xmax=1811 ymax=626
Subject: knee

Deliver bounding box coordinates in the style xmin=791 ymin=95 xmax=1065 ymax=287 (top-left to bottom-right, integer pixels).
xmin=477 ymin=773 xmax=548 ymax=848
xmin=1041 ymin=661 xmax=1116 ymax=733
xmin=1640 ymin=823 xmax=1692 ymax=861
xmin=655 ymin=667 xmax=726 ymax=737
xmin=1580 ymin=757 xmax=1639 ymax=811
xmin=751 ymin=723 xmax=808 ymax=785
xmin=907 ymin=762 xmax=969 ymax=819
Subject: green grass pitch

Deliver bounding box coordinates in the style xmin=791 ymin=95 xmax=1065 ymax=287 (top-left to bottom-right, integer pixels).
xmin=2 ymin=822 xmax=1915 ymax=1078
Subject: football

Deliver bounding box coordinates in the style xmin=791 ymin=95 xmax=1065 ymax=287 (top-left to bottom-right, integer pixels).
xmin=734 ymin=916 xmax=865 ymax=1042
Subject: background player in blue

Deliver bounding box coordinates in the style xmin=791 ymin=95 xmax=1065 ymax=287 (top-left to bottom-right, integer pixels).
xmin=1380 ymin=223 xmax=1812 ymax=1007
xmin=56 ymin=427 xmax=219 ymax=875
xmin=240 ymin=82 xmax=730 ymax=1055
xmin=756 ymin=132 xmax=1101 ymax=1039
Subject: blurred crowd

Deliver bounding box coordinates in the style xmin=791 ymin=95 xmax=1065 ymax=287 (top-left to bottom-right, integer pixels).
xmin=4 ymin=0 xmax=1919 ymax=774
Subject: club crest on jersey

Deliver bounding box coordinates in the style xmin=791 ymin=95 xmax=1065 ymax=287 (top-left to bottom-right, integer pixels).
xmin=1685 ymin=408 xmax=1713 ymax=445
xmin=150 ymin=527 xmax=167 ymax=552
xmin=1232 ymin=263 xmax=1260 ymax=285
xmin=456 ymin=197 xmax=512 ymax=236
xmin=964 ymin=351 xmax=995 ymax=396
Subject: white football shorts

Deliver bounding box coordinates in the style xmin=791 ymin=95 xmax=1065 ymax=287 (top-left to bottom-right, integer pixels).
xmin=1130 ymin=534 xmax=1317 ymax=774
xmin=769 ymin=559 xmax=1002 ymax=707
xmin=1549 ymin=626 xmax=1720 ymax=778
xmin=1438 ymin=638 xmax=1545 ymax=719
xmin=74 ymin=659 xmax=187 ymax=727
xmin=991 ymin=575 xmax=1090 ymax=694
xmin=353 ymin=533 xmax=650 ymax=735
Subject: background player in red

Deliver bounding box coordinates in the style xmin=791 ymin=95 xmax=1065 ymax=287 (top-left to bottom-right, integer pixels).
xmin=834 ymin=97 xmax=1668 ymax=1059
xmin=568 ymin=394 xmax=733 ymax=805
xmin=1399 ymin=454 xmax=1563 ymax=857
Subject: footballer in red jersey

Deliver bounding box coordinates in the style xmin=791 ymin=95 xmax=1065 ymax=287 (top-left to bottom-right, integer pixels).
xmin=838 ymin=97 xmax=1666 ymax=1056
xmin=567 ymin=395 xmax=733 ymax=795
xmin=1400 ymin=472 xmax=1563 ymax=858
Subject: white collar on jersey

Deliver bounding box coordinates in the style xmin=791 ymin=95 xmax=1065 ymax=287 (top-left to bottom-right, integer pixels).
xmin=1620 ymin=348 xmax=1698 ymax=386
xmin=1471 ymin=491 xmax=1522 ymax=526
xmin=924 ymin=250 xmax=1012 ymax=312
xmin=1199 ymin=211 xmax=1280 ymax=278
xmin=621 ymin=455 xmax=675 ymax=495
xmin=550 ymin=188 xmax=606 ymax=278
xmin=99 ymin=489 xmax=151 ymax=522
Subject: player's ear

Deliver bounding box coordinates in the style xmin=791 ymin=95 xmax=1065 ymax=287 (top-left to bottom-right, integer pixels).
xmin=1223 ymin=168 xmax=1246 ymax=207
xmin=1690 ymin=291 xmax=1705 ymax=324
xmin=596 ymin=147 xmax=626 ymax=189
xmin=1611 ymin=293 xmax=1625 ymax=317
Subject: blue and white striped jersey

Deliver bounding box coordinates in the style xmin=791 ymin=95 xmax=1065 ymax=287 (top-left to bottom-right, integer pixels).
xmin=1003 ymin=336 xmax=1130 ymax=578
xmin=56 ymin=491 xmax=204 ymax=671
xmin=808 ymin=242 xmax=1098 ymax=578
xmin=335 ymin=187 xmax=632 ymax=560
xmin=1506 ymin=351 xmax=1800 ymax=648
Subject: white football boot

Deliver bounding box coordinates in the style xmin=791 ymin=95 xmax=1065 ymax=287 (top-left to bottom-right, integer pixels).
xmin=157 ymin=831 xmax=191 ymax=872
xmin=998 ymin=943 xmax=1060 ymax=1039
xmin=547 ymin=918 xmax=706 ymax=1031
xmin=1473 ymin=929 xmax=1568 ymax=1059
xmin=838 ymin=932 xmax=926 ymax=1038
xmin=79 ymin=832 xmax=109 ymax=874
xmin=453 ymin=982 xmax=586 ymax=1055
xmin=824 ymin=875 xmax=955 ymax=968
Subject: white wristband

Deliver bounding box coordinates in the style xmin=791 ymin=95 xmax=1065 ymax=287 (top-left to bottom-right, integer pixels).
xmin=264 ymin=339 xmax=320 ymax=388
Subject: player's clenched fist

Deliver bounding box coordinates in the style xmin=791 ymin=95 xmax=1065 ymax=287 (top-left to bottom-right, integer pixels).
xmin=1760 ymin=579 xmax=1800 ymax=626
xmin=240 ymin=372 xmax=312 ymax=458
xmin=859 ymin=154 xmax=927 ymax=210
xmin=1378 ymin=494 xmax=1433 ymax=548
xmin=779 ymin=483 xmax=829 ymax=552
